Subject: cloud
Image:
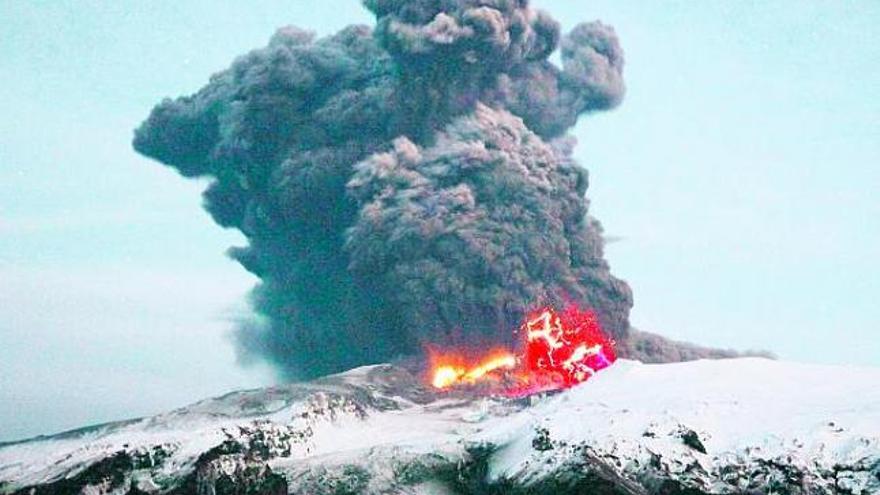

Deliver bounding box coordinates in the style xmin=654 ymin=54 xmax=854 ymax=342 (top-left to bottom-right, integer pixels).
xmin=133 ymin=0 xmax=633 ymax=378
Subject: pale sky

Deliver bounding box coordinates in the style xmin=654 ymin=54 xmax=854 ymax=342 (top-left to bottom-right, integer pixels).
xmin=1 ymin=0 xmax=878 ymax=441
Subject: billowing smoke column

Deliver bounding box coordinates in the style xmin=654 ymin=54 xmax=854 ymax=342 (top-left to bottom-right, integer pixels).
xmin=134 ymin=0 xmax=633 ymax=379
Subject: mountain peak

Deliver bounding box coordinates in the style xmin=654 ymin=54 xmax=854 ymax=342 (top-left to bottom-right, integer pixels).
xmin=2 ymin=359 xmax=878 ymax=494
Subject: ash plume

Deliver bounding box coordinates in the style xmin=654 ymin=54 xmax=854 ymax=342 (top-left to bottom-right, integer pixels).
xmin=622 ymin=330 xmax=776 ymax=363
xmin=134 ymin=0 xmax=635 ymax=378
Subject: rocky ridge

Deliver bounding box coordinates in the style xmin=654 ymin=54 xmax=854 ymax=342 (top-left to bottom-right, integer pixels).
xmin=1 ymin=359 xmax=878 ymax=494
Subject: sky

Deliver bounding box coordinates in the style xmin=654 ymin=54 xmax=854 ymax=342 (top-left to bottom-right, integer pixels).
xmin=1 ymin=0 xmax=878 ymax=442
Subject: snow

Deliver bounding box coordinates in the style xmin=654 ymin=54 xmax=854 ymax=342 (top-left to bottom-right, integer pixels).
xmin=1 ymin=358 xmax=878 ymax=493
xmin=484 ymin=359 xmax=880 ymax=483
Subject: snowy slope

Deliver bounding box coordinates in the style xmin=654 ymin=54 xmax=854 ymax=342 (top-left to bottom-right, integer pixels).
xmin=1 ymin=358 xmax=878 ymax=494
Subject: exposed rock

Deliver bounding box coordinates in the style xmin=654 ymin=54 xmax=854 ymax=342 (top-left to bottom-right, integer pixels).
xmin=1 ymin=359 xmax=878 ymax=494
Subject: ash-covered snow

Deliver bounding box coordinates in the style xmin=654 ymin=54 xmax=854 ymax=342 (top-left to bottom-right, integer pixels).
xmin=1 ymin=359 xmax=878 ymax=494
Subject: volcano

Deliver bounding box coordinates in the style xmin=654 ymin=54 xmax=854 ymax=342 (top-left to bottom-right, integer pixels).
xmin=1 ymin=358 xmax=878 ymax=494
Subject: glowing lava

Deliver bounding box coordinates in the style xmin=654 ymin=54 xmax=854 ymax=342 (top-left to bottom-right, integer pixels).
xmin=429 ymin=305 xmax=617 ymax=396
xmin=430 ymin=351 xmax=517 ymax=389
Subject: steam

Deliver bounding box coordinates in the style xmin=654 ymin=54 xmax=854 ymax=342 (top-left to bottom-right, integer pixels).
xmin=134 ymin=1 xmax=633 ymax=378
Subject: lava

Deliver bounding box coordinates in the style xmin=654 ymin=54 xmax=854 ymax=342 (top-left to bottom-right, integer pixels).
xmin=428 ymin=305 xmax=617 ymax=396
xmin=430 ymin=351 xmax=517 ymax=389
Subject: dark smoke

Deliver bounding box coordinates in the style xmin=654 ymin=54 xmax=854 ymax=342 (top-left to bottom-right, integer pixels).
xmin=622 ymin=330 xmax=776 ymax=363
xmin=134 ymin=1 xmax=642 ymax=379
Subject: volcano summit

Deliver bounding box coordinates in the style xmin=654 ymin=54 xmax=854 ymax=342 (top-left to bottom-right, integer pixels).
xmin=1 ymin=358 xmax=878 ymax=494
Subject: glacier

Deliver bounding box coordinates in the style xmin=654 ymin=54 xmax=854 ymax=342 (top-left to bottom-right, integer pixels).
xmin=1 ymin=358 xmax=878 ymax=494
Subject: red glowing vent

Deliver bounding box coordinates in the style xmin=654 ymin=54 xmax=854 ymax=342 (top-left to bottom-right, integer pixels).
xmin=428 ymin=304 xmax=617 ymax=396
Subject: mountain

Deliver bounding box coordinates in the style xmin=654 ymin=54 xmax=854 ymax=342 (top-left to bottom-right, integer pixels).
xmin=1 ymin=358 xmax=878 ymax=494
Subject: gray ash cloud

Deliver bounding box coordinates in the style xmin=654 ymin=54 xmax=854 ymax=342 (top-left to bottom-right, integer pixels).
xmin=134 ymin=0 xmax=634 ymax=378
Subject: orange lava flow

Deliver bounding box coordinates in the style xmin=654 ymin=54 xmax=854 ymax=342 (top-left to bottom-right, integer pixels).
xmin=428 ymin=304 xmax=617 ymax=396
xmin=429 ymin=351 xmax=517 ymax=389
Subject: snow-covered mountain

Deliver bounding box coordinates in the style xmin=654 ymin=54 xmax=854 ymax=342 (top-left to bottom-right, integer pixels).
xmin=1 ymin=358 xmax=878 ymax=494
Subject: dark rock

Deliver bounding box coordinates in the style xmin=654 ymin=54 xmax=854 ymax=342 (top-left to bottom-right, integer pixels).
xmin=13 ymin=451 xmax=133 ymax=495
xmin=680 ymin=428 xmax=707 ymax=454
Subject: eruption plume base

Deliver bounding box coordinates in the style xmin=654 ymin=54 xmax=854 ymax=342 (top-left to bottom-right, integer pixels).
xmin=428 ymin=304 xmax=617 ymax=397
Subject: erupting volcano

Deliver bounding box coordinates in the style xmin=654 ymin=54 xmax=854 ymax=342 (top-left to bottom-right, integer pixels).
xmin=132 ymin=0 xmax=638 ymax=379
xmin=429 ymin=304 xmax=617 ymax=396
xmin=131 ymin=0 xmax=751 ymax=379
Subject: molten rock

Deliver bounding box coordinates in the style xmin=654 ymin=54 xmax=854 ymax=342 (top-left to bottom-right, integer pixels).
xmin=428 ymin=304 xmax=618 ymax=396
